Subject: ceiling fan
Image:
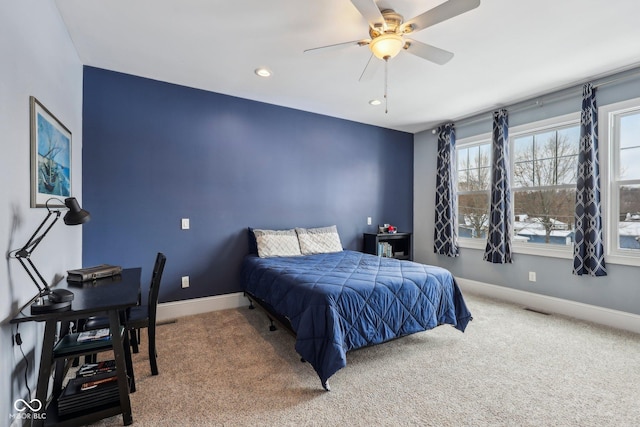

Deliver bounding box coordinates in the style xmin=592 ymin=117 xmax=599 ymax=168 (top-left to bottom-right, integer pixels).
xmin=304 ymin=0 xmax=481 ymax=111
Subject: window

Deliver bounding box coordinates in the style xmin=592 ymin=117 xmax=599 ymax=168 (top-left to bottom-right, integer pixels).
xmin=603 ymin=100 xmax=640 ymax=262
xmin=455 ymin=114 xmax=580 ymax=255
xmin=457 ymin=142 xmax=491 ymax=240
xmin=453 ymin=100 xmax=640 ymax=265
xmin=511 ymin=124 xmax=580 ymax=248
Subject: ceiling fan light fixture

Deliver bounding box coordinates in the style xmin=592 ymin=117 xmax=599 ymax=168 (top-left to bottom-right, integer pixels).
xmin=369 ymin=99 xmax=382 ymax=106
xmin=369 ymin=33 xmax=404 ymax=60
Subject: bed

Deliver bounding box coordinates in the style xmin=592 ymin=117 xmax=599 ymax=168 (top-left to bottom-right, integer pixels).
xmin=240 ymin=227 xmax=472 ymax=390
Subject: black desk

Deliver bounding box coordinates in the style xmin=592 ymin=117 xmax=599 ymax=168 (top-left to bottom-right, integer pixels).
xmin=11 ymin=268 xmax=141 ymax=427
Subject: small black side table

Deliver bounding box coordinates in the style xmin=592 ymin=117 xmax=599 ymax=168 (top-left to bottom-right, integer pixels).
xmin=363 ymin=232 xmax=413 ymax=260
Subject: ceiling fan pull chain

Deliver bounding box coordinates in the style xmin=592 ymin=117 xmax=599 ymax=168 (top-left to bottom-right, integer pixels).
xmin=384 ymin=57 xmax=389 ymax=114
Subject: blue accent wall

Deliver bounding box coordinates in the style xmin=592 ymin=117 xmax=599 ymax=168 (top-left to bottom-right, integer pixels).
xmin=82 ymin=67 xmax=413 ymax=303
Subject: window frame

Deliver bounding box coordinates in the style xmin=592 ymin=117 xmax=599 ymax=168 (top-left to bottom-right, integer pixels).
xmin=509 ymin=113 xmax=580 ymax=259
xmin=456 ymin=113 xmax=580 ymax=259
xmin=456 ymin=133 xmax=492 ymax=250
xmin=455 ymin=104 xmax=640 ymax=266
xmin=600 ymin=97 xmax=640 ymax=267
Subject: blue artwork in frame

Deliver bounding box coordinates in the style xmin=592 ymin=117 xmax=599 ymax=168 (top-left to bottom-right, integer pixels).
xmin=30 ymin=96 xmax=72 ymax=207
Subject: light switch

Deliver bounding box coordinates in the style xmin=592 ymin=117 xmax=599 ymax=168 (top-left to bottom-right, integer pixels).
xmin=181 ymin=218 xmax=190 ymax=230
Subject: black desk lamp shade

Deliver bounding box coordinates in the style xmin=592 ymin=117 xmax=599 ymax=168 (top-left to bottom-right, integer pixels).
xmin=63 ymin=197 xmax=90 ymax=225
xmin=11 ymin=197 xmax=90 ymax=314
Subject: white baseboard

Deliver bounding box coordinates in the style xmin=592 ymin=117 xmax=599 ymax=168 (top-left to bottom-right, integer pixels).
xmin=156 ymin=292 xmax=250 ymax=322
xmin=156 ymin=285 xmax=640 ymax=335
xmin=456 ymin=277 xmax=640 ymax=335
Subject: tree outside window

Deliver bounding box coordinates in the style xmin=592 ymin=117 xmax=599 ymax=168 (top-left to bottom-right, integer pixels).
xmin=457 ymin=143 xmax=491 ymax=239
xmin=511 ymin=125 xmax=580 ymax=245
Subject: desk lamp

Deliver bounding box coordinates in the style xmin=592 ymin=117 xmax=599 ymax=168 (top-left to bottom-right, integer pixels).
xmin=11 ymin=197 xmax=90 ymax=314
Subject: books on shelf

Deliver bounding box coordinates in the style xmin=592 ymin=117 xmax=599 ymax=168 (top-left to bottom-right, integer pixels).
xmin=58 ymin=371 xmax=120 ymax=415
xmin=77 ymin=328 xmax=111 ymax=342
xmin=77 ymin=360 xmax=117 ymax=377
xmin=81 ymin=375 xmax=118 ymax=391
xmin=377 ymin=242 xmax=393 ymax=257
xmin=53 ymin=327 xmax=123 ymax=357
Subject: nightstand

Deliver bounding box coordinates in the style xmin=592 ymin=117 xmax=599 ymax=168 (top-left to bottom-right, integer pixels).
xmin=363 ymin=232 xmax=413 ymax=260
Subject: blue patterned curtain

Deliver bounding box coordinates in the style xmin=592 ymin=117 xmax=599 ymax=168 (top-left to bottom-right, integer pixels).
xmin=484 ymin=109 xmax=513 ymax=263
xmin=434 ymin=123 xmax=459 ymax=257
xmin=573 ymin=83 xmax=607 ymax=276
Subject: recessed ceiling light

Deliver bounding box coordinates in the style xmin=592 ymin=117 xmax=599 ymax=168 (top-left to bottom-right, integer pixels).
xmin=369 ymin=99 xmax=382 ymax=106
xmin=255 ymin=67 xmax=272 ymax=77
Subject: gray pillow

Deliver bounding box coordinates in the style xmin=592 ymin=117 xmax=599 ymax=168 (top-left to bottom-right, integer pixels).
xmin=253 ymin=228 xmax=302 ymax=258
xmin=296 ymin=225 xmax=343 ymax=255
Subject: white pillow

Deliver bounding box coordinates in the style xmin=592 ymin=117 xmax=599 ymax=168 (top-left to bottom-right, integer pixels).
xmin=253 ymin=228 xmax=302 ymax=258
xmin=296 ymin=225 xmax=343 ymax=255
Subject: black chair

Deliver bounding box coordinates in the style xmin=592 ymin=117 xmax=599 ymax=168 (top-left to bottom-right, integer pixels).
xmin=84 ymin=252 xmax=166 ymax=375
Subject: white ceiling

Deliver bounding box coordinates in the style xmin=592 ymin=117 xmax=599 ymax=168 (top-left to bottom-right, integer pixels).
xmin=55 ymin=0 xmax=640 ymax=134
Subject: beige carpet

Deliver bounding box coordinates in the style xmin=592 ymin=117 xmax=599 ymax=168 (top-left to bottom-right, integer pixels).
xmin=90 ymin=293 xmax=640 ymax=426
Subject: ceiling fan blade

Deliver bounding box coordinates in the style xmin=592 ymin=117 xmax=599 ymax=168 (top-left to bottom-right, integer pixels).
xmin=304 ymin=39 xmax=369 ymax=54
xmin=402 ymin=0 xmax=480 ymax=33
xmin=358 ymin=54 xmax=382 ymax=82
xmin=404 ymin=40 xmax=454 ymax=65
xmin=350 ymin=0 xmax=385 ymax=30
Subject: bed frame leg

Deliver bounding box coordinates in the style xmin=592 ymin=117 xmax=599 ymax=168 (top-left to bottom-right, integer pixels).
xmin=245 ymin=293 xmax=255 ymax=309
xmin=268 ymin=317 xmax=277 ymax=331
xmin=322 ymin=380 xmax=330 ymax=391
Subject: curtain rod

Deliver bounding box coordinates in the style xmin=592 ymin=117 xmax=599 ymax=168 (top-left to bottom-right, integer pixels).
xmin=431 ymin=62 xmax=640 ymax=133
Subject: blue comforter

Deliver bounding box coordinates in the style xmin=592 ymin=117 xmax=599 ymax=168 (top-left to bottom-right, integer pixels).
xmin=241 ymin=250 xmax=472 ymax=388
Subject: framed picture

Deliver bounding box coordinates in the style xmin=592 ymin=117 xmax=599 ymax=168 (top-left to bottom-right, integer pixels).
xmin=30 ymin=96 xmax=72 ymax=208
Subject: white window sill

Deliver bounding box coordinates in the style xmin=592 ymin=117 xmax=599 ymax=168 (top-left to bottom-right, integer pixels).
xmin=606 ymin=252 xmax=640 ymax=267
xmin=459 ymin=238 xmax=640 ymax=266
xmin=459 ymin=238 xmax=574 ymax=258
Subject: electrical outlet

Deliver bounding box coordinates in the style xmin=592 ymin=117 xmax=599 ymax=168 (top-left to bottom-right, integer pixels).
xmin=528 ymin=271 xmax=536 ymax=282
xmin=181 ymin=276 xmax=190 ymax=288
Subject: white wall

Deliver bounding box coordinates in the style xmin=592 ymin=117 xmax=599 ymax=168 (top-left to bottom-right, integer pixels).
xmin=1 ymin=1 xmax=83 ymax=420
